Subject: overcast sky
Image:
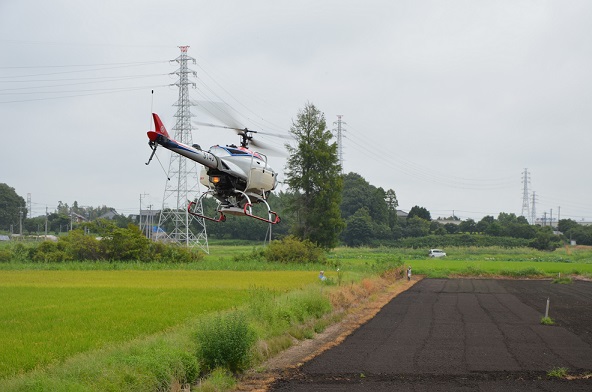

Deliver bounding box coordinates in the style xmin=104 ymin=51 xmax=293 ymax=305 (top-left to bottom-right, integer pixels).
xmin=1 ymin=0 xmax=590 ymax=223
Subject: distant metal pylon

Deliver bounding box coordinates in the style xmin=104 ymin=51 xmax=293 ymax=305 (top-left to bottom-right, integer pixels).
xmin=333 ymin=115 xmax=346 ymax=173
xmin=521 ymin=168 xmax=531 ymax=224
xmin=157 ymin=46 xmax=208 ymax=253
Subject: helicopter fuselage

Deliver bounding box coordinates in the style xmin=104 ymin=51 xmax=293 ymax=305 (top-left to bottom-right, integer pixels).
xmin=147 ymin=126 xmax=278 ymax=204
xmin=146 ymin=112 xmax=280 ymax=224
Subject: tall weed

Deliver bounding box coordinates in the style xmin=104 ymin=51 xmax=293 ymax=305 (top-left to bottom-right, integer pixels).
xmin=194 ymin=312 xmax=256 ymax=373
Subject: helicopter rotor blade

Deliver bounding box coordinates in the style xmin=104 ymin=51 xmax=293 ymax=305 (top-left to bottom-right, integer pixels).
xmin=193 ymin=101 xmax=244 ymax=130
xmin=249 ymin=138 xmax=287 ymax=157
xmin=194 ymin=121 xmax=292 ymax=143
xmin=193 ymin=100 xmax=293 ymax=139
xmin=193 ymin=121 xmax=245 ymax=133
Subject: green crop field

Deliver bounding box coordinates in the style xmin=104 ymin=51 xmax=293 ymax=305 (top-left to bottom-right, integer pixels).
xmin=0 ymin=270 xmax=320 ymax=379
xmin=409 ymin=259 xmax=592 ymax=277
xmin=327 ymin=245 xmax=592 ymax=277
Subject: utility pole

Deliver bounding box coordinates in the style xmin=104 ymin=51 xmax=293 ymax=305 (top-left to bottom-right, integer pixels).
xmin=333 ymin=115 xmax=346 ymax=173
xmin=45 ymin=206 xmax=48 ymax=237
xmin=521 ymin=168 xmax=531 ymax=223
xmin=19 ymin=210 xmax=23 ymax=236
xmin=139 ymin=192 xmax=149 ymax=238
xmin=147 ymin=204 xmax=153 ymax=239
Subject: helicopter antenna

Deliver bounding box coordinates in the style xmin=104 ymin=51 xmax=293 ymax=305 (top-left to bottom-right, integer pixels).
xmin=149 ymin=90 xmax=155 ymax=131
xmin=155 ymin=154 xmax=170 ymax=181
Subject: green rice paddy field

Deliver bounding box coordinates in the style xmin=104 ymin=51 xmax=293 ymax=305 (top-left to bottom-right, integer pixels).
xmin=0 ymin=244 xmax=591 ymax=385
xmin=0 ymin=270 xmax=318 ymax=379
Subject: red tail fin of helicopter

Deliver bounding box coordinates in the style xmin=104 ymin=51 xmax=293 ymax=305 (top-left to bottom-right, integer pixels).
xmin=147 ymin=113 xmax=170 ymax=141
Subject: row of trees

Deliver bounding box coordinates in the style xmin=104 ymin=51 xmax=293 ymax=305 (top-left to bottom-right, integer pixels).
xmin=0 ymin=220 xmax=203 ymax=263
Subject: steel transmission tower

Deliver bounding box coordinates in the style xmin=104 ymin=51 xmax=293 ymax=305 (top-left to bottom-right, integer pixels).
xmin=157 ymin=46 xmax=208 ymax=252
xmin=26 ymin=193 xmax=31 ymax=218
xmin=520 ymin=168 xmax=531 ymax=223
xmin=531 ymin=191 xmax=537 ymax=225
xmin=333 ymin=115 xmax=346 ymax=173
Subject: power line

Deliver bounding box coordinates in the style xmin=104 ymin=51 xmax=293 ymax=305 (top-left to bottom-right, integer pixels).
xmin=343 ymin=126 xmax=515 ymax=190
xmin=0 ymin=85 xmax=168 ymax=104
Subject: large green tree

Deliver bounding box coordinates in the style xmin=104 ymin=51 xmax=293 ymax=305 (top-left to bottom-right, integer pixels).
xmin=341 ymin=172 xmax=389 ymax=225
xmin=408 ymin=205 xmax=431 ymax=221
xmin=384 ymin=188 xmax=399 ymax=229
xmin=0 ymin=183 xmax=26 ymax=232
xmin=342 ymin=208 xmax=373 ymax=246
xmin=285 ymin=103 xmax=344 ymax=248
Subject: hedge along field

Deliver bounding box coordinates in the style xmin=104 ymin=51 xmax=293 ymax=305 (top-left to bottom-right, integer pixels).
xmin=0 ymin=270 xmax=320 ymax=379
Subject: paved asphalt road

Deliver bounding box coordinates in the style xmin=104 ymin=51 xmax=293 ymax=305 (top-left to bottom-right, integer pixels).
xmin=270 ymin=278 xmax=592 ymax=391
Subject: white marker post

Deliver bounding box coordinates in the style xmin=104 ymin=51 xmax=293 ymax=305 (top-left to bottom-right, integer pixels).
xmin=545 ymin=297 xmax=550 ymax=318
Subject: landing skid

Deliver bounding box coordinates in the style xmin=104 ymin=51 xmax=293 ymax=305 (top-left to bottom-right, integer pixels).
xmin=188 ymin=190 xmax=280 ymax=225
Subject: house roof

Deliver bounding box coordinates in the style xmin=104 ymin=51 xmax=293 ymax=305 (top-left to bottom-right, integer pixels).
xmin=98 ymin=209 xmax=119 ymax=220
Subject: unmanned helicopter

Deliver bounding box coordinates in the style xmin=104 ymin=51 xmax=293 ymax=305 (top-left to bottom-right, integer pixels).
xmin=146 ymin=112 xmax=281 ymax=224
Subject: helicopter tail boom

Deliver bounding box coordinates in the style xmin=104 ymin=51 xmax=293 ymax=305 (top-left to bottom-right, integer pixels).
xmin=146 ymin=113 xmax=218 ymax=169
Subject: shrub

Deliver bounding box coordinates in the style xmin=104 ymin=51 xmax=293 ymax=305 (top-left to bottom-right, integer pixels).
xmin=231 ymin=247 xmax=265 ymax=263
xmin=0 ymin=248 xmax=11 ymax=262
xmin=162 ymin=244 xmax=204 ymax=263
xmin=540 ymin=316 xmax=555 ymax=325
xmin=30 ymin=240 xmax=70 ymax=262
xmin=5 ymin=227 xmax=205 ymax=263
xmin=263 ymin=236 xmax=326 ymax=264
xmin=102 ymin=225 xmax=151 ymax=261
xmin=530 ymin=232 xmax=562 ymax=251
xmin=195 ymin=312 xmax=256 ymax=373
xmin=60 ymin=230 xmax=103 ymax=260
xmin=11 ymin=243 xmax=31 ymax=262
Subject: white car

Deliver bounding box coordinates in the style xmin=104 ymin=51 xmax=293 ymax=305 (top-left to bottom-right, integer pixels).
xmin=428 ymin=249 xmax=446 ymax=258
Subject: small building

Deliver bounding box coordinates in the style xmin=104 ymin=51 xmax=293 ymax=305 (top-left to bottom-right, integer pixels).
xmin=130 ymin=209 xmax=161 ymax=225
xmin=396 ymin=210 xmax=409 ymax=221
xmin=98 ymin=209 xmax=119 ymax=220
xmin=71 ymin=212 xmax=88 ymax=223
